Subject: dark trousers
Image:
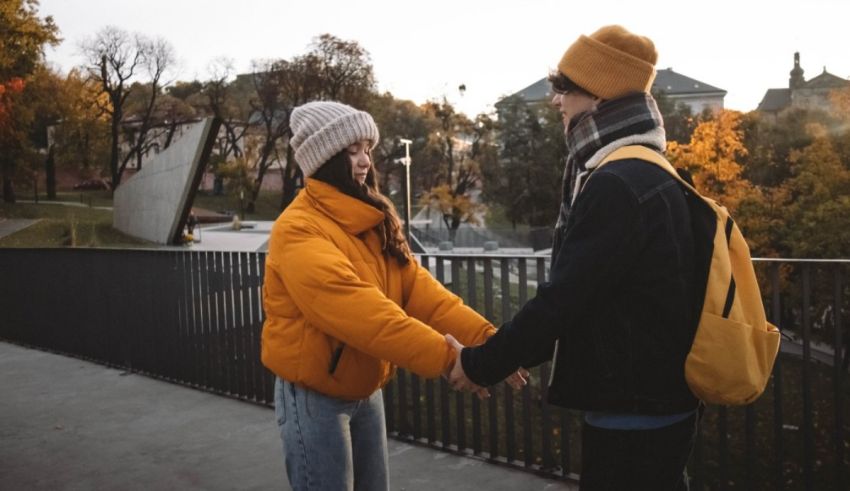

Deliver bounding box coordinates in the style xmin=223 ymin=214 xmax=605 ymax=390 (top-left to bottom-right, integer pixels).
xmin=579 ymin=412 xmax=698 ymax=491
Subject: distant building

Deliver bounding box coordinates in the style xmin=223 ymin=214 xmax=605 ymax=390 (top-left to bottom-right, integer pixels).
xmin=757 ymin=52 xmax=850 ymax=122
xmin=652 ymin=69 xmax=726 ymax=114
xmin=496 ymin=68 xmax=726 ymax=115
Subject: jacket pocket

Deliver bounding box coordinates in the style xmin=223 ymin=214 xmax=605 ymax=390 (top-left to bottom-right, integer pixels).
xmin=328 ymin=342 xmax=345 ymax=375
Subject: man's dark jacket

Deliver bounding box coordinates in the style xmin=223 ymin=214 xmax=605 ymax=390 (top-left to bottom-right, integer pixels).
xmin=462 ymin=156 xmax=705 ymax=414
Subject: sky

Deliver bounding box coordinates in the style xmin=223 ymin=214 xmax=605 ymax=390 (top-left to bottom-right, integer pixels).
xmin=36 ymin=0 xmax=850 ymax=118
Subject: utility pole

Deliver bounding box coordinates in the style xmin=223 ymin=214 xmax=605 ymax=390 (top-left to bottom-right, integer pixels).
xmin=399 ymin=138 xmax=413 ymax=243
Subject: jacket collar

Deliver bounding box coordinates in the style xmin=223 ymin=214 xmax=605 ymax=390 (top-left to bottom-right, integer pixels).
xmin=304 ymin=178 xmax=385 ymax=235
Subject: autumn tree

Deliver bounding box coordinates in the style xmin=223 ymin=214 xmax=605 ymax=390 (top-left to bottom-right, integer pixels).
xmin=20 ymin=65 xmax=71 ymax=199
xmin=419 ymin=98 xmax=494 ymax=241
xmin=0 ymin=0 xmax=59 ymax=202
xmin=81 ymin=27 xmax=176 ymax=189
xmin=667 ymin=109 xmax=752 ymax=213
xmin=49 ymin=69 xmax=111 ymax=185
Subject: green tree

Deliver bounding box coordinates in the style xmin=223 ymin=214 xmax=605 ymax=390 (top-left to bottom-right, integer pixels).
xmin=781 ymin=125 xmax=850 ymax=258
xmin=740 ymin=108 xmax=840 ymax=188
xmin=485 ymin=95 xmax=565 ymax=228
xmin=653 ymin=90 xmax=703 ymax=144
xmin=365 ymin=92 xmax=432 ymax=203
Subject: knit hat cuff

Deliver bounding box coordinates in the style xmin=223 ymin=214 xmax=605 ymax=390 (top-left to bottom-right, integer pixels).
xmin=294 ymin=110 xmax=380 ymax=178
xmin=558 ymin=34 xmax=657 ymax=100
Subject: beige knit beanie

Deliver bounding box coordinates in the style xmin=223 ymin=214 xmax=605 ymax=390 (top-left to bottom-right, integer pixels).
xmin=557 ymin=25 xmax=658 ymax=100
xmin=289 ymin=101 xmax=380 ymax=178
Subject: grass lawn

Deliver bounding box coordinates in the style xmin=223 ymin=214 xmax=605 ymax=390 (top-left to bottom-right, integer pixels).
xmin=192 ymin=190 xmax=283 ymax=221
xmin=0 ymin=201 xmax=152 ymax=248
xmin=0 ymin=189 xmax=286 ymax=248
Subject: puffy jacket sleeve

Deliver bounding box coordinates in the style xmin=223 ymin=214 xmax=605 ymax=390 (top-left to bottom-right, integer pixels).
xmin=269 ymin=219 xmax=456 ymax=378
xmin=400 ymin=259 xmax=496 ymax=347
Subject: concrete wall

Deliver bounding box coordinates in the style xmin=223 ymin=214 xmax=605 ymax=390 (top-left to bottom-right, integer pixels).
xmin=113 ymin=119 xmax=215 ymax=244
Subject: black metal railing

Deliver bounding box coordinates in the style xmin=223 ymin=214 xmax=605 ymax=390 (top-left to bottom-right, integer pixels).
xmin=0 ymin=248 xmax=847 ymax=490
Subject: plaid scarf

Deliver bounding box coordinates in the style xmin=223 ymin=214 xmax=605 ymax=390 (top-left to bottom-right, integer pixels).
xmin=553 ymin=92 xmax=666 ymax=253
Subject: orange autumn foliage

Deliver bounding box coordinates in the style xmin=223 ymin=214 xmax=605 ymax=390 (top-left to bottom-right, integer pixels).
xmin=667 ymin=109 xmax=752 ymax=213
xmin=0 ymin=77 xmax=25 ymax=129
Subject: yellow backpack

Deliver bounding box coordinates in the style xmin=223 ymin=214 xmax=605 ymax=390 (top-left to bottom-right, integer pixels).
xmin=600 ymin=145 xmax=781 ymax=406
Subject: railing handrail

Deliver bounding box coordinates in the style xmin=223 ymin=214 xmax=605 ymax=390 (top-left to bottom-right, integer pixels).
xmin=3 ymin=247 xmax=850 ymax=264
xmin=1 ymin=248 xmax=846 ymax=489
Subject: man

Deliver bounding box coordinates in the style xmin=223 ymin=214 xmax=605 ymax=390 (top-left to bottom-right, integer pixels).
xmin=448 ymin=25 xmax=701 ymax=490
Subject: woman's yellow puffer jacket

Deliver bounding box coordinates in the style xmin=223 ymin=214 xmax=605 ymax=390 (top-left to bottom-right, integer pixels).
xmin=261 ymin=178 xmax=496 ymax=400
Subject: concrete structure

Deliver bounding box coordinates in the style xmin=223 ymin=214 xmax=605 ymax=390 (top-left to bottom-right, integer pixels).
xmin=113 ymin=118 xmax=220 ymax=244
xmin=757 ymin=52 xmax=850 ymax=123
xmin=496 ymin=69 xmax=726 ymax=115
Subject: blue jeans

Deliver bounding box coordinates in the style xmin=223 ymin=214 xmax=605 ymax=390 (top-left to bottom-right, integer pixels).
xmin=274 ymin=378 xmax=389 ymax=491
xmin=579 ymin=412 xmax=698 ymax=490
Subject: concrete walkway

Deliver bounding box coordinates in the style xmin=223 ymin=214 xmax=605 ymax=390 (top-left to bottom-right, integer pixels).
xmin=0 ymin=342 xmax=576 ymax=491
xmin=0 ymin=218 xmax=40 ymax=239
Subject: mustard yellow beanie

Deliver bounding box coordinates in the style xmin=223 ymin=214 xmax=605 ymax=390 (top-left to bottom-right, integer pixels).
xmin=557 ymin=25 xmax=658 ymax=100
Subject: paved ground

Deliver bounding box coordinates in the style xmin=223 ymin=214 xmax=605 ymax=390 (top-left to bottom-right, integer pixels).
xmin=0 ymin=341 xmax=576 ymax=491
xmin=187 ymin=221 xmax=272 ymax=252
xmin=0 ymin=218 xmax=40 ymax=239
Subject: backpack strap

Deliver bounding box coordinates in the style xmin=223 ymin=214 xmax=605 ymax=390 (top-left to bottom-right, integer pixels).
xmin=598 ymin=145 xmax=700 ymax=196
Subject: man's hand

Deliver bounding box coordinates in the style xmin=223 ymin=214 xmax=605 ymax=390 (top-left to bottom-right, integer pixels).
xmin=444 ymin=334 xmax=490 ymax=399
xmin=505 ymin=367 xmax=531 ymax=391
xmin=445 ymin=334 xmax=530 ymax=393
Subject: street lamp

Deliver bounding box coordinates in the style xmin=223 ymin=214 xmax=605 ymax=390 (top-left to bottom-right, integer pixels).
xmin=398 ymin=138 xmax=413 ymax=243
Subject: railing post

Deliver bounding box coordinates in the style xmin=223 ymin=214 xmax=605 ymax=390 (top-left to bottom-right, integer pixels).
xmin=770 ymin=262 xmax=785 ymax=491
xmin=500 ymin=258 xmax=516 ymax=463
xmin=833 ymin=266 xmax=845 ymax=490
xmin=421 ymin=255 xmax=436 ymax=445
xmin=802 ymin=265 xmax=814 ymax=491
xmin=436 ymin=257 xmax=451 ymax=449
xmin=483 ymin=257 xmax=498 ymax=460
xmin=468 ymin=256 xmax=482 ymax=455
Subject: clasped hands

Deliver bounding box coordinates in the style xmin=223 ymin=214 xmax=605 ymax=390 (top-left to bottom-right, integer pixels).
xmin=443 ymin=334 xmax=530 ymax=400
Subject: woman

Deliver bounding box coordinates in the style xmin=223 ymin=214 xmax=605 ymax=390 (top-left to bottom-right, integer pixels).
xmin=261 ymin=101 xmax=521 ymax=490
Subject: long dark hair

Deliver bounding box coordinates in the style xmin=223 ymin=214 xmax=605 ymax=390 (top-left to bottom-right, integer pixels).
xmin=312 ymin=148 xmax=412 ymax=266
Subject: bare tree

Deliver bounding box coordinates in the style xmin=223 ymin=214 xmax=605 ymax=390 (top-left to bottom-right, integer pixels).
xmin=125 ymin=37 xmax=175 ymax=170
xmin=203 ymin=58 xmax=247 ymax=161
xmin=274 ymin=34 xmax=377 ymax=210
xmin=245 ymin=59 xmax=289 ymax=213
xmin=310 ymin=34 xmax=376 ymax=107
xmin=200 ymin=35 xmax=378 ymax=213
xmin=80 ymin=27 xmax=175 ymax=190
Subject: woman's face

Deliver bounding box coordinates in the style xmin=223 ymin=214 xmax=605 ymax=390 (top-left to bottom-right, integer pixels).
xmin=347 ymin=140 xmax=372 ymax=185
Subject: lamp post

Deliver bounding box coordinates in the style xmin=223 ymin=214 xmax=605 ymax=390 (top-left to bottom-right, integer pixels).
xmin=399 ymin=138 xmax=413 ymax=243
